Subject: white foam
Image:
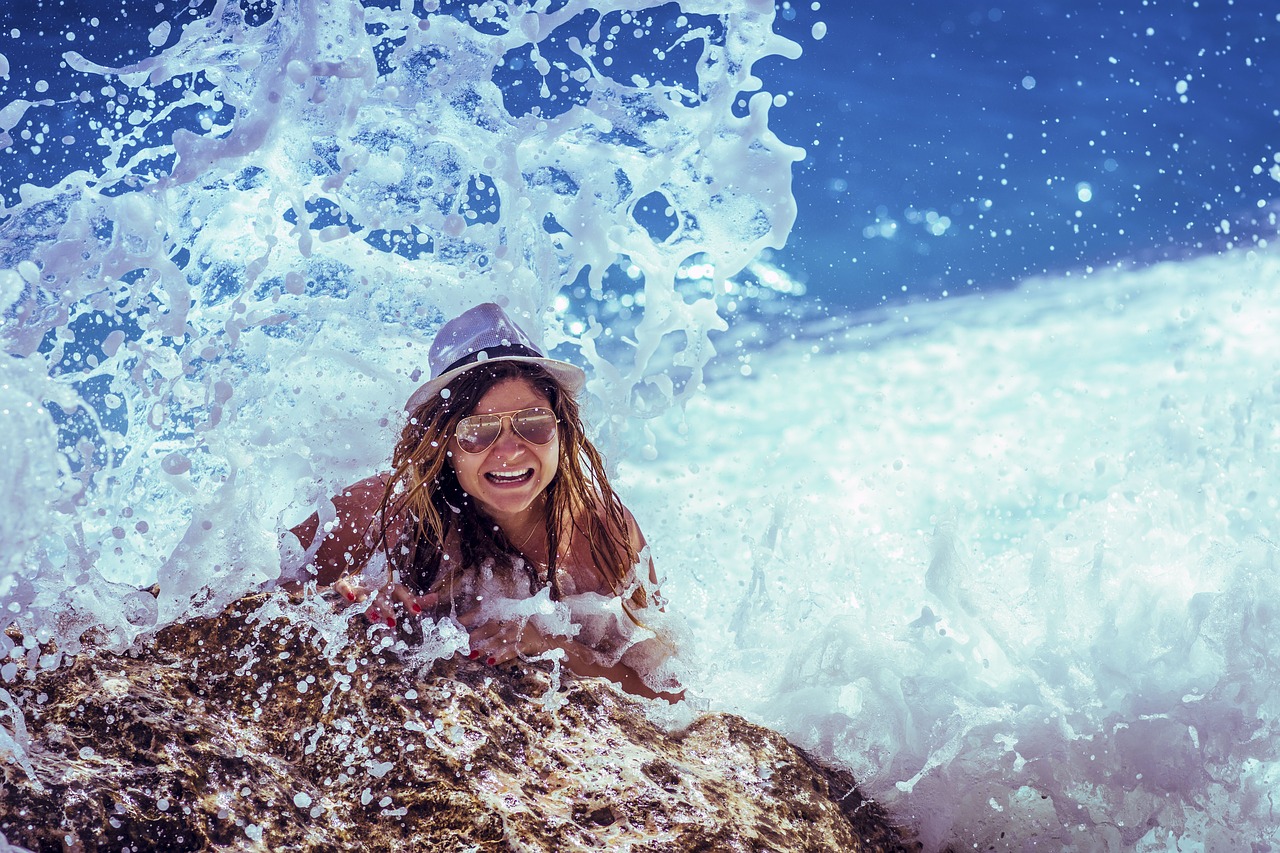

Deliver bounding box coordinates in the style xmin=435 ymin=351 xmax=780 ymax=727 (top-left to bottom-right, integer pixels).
xmin=622 ymin=249 xmax=1280 ymax=850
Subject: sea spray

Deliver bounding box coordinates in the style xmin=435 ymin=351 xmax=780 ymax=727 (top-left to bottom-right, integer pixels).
xmin=625 ymin=251 xmax=1280 ymax=850
xmin=0 ymin=0 xmax=803 ymax=679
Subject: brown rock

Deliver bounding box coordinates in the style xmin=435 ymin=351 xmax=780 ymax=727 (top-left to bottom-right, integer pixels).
xmin=0 ymin=592 xmax=916 ymax=851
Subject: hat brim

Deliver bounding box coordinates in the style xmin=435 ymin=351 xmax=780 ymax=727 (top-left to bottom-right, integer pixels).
xmin=404 ymin=356 xmax=586 ymax=414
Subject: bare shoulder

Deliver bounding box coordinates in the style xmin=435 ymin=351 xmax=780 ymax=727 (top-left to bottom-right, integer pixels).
xmin=612 ymin=502 xmax=657 ymax=587
xmin=620 ymin=503 xmax=647 ymax=552
xmin=341 ymin=473 xmax=390 ymax=500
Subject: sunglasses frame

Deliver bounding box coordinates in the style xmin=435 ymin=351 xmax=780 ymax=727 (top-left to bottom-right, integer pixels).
xmin=454 ymin=406 xmax=559 ymax=454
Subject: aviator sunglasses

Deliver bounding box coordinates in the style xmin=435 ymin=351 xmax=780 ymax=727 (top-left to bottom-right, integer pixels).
xmin=454 ymin=407 xmax=558 ymax=454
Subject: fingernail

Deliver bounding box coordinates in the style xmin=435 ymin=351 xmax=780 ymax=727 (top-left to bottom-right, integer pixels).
xmin=411 ymin=604 xmax=422 ymax=614
xmin=485 ymin=656 xmax=496 ymax=666
xmin=386 ymin=617 xmax=396 ymax=628
xmin=468 ymin=650 xmax=480 ymax=659
xmin=345 ymin=592 xmax=355 ymax=602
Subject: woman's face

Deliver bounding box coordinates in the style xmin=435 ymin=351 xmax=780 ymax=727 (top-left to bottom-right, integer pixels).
xmin=449 ymin=376 xmax=560 ymax=526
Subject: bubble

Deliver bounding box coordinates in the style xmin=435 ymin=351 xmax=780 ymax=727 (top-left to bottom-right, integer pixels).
xmin=161 ymin=452 xmax=191 ymax=476
xmin=441 ymin=214 xmax=467 ymax=236
xmin=148 ymin=21 xmax=171 ymax=47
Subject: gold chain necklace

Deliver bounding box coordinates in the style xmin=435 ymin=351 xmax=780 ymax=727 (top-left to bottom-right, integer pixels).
xmin=515 ymin=522 xmax=539 ymax=555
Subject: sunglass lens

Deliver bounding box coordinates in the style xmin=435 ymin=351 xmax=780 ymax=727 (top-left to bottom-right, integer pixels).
xmin=456 ymin=416 xmax=500 ymax=453
xmin=513 ymin=408 xmax=557 ymax=444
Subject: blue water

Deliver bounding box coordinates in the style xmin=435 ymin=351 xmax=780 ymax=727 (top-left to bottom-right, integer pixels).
xmin=2 ymin=2 xmax=1279 ymax=851
xmin=767 ymin=0 xmax=1279 ymax=307
xmin=5 ymin=1 xmax=1276 ymax=309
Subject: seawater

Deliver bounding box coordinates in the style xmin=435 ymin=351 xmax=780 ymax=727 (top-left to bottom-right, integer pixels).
xmin=2 ymin=0 xmax=1278 ymax=850
xmin=628 ymin=250 xmax=1280 ymax=851
xmin=0 ymin=0 xmax=802 ymax=639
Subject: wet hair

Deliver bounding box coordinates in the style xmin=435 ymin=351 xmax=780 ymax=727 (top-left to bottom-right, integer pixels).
xmin=375 ymin=360 xmax=642 ymax=607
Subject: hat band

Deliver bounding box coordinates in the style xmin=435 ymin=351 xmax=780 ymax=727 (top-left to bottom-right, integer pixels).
xmin=440 ymin=343 xmax=543 ymax=376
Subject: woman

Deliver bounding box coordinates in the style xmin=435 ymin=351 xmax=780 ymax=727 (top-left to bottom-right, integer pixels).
xmin=282 ymin=303 xmax=683 ymax=703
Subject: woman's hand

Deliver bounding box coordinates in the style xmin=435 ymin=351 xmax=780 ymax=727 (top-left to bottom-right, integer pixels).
xmin=457 ymin=612 xmax=555 ymax=666
xmin=457 ymin=612 xmax=684 ymax=704
xmin=332 ymin=576 xmax=437 ymax=628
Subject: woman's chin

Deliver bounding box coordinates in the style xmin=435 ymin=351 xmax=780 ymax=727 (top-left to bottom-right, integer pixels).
xmin=474 ymin=487 xmax=543 ymax=520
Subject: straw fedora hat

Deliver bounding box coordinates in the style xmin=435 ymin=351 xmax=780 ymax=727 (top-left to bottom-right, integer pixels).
xmin=404 ymin=303 xmax=585 ymax=413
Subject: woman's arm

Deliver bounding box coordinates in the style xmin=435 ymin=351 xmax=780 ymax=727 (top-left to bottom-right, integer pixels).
xmin=558 ymin=636 xmax=683 ymax=703
xmin=622 ymin=505 xmax=663 ymax=606
xmin=286 ymin=475 xmax=437 ymax=622
xmin=287 ymin=475 xmax=390 ymax=587
xmin=462 ymin=616 xmax=683 ymax=703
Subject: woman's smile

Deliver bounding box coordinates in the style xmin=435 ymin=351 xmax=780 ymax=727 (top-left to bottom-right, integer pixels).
xmin=485 ymin=467 xmax=534 ymax=484
xmin=450 ymin=377 xmax=559 ymax=525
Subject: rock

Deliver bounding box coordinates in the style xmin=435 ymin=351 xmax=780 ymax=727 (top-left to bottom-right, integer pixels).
xmin=0 ymin=592 xmax=915 ymax=851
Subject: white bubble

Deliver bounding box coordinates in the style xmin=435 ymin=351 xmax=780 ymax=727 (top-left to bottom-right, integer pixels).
xmin=293 ymin=792 xmax=312 ymax=808
xmin=149 ymin=21 xmax=171 ymax=48
xmin=1021 ymin=76 xmax=1036 ymax=90
xmin=811 ymin=21 xmax=827 ymax=40
xmin=1076 ymin=183 xmax=1093 ymax=203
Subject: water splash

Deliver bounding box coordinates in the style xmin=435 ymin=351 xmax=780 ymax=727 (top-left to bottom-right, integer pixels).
xmin=629 ymin=250 xmax=1280 ymax=850
xmin=0 ymin=0 xmax=802 ymax=677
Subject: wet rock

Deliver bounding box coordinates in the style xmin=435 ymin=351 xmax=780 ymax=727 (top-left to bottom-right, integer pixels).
xmin=0 ymin=593 xmax=915 ymax=851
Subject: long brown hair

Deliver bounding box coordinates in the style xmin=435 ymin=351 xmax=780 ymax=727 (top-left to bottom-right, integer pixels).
xmin=376 ymin=361 xmax=640 ymax=605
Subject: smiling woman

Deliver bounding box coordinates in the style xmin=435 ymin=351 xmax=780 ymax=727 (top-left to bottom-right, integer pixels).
xmin=279 ymin=302 xmax=684 ymax=703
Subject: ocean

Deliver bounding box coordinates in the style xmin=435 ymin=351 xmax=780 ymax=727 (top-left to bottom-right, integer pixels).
xmin=2 ymin=1 xmax=1278 ymax=850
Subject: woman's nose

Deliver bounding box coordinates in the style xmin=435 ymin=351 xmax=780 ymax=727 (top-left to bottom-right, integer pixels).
xmin=490 ymin=417 xmax=524 ymax=452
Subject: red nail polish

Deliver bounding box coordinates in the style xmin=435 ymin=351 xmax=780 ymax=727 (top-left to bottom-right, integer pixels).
xmin=485 ymin=656 xmax=496 ymax=666
xmin=411 ymin=604 xmax=422 ymax=614
xmin=386 ymin=617 xmax=396 ymax=628
xmin=345 ymin=592 xmax=355 ymax=602
xmin=468 ymin=650 xmax=480 ymax=659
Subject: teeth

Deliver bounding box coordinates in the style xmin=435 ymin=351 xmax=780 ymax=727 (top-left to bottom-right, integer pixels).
xmin=487 ymin=469 xmax=531 ymax=482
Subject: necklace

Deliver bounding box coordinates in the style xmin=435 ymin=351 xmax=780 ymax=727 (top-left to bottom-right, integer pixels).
xmin=514 ymin=522 xmax=539 ymax=555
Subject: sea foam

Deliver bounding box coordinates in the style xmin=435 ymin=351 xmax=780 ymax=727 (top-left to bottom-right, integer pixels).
xmin=626 ymin=249 xmax=1280 ymax=851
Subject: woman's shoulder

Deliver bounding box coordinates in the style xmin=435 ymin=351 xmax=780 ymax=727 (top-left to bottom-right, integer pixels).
xmin=342 ymin=473 xmax=391 ymax=497
xmin=560 ymin=494 xmax=650 ymax=590
xmin=328 ymin=474 xmax=394 ymax=524
xmin=587 ymin=493 xmax=646 ymax=554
